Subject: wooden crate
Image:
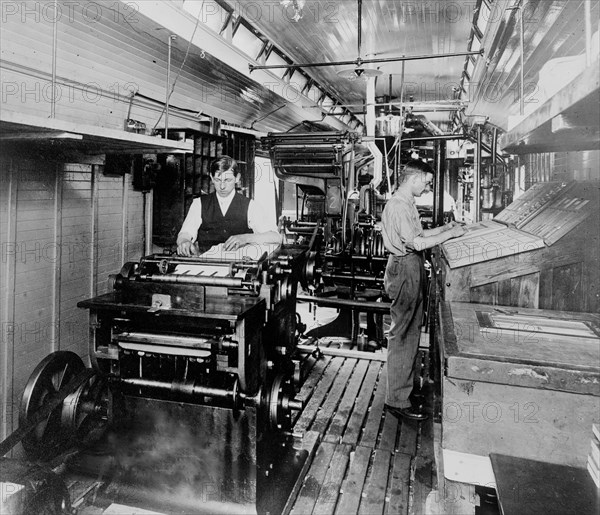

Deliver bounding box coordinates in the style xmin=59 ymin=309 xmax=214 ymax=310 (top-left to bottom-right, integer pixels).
xmin=438 ymin=301 xmax=600 ymax=485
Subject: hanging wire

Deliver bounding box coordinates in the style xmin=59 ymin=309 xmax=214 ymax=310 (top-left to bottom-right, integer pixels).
xmin=153 ymin=0 xmax=205 ymax=131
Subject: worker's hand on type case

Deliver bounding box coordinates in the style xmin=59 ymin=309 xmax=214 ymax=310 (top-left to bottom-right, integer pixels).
xmin=444 ymin=221 xmax=462 ymax=230
xmin=447 ymin=225 xmax=466 ymax=238
xmin=223 ymin=234 xmax=251 ymax=251
xmin=177 ymin=240 xmax=198 ymax=257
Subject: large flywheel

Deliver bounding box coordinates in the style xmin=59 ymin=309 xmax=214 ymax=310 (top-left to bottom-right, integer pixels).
xmin=19 ymin=351 xmax=107 ymax=461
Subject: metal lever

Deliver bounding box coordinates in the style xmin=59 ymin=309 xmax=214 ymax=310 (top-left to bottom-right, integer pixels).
xmin=148 ymin=293 xmax=171 ymax=313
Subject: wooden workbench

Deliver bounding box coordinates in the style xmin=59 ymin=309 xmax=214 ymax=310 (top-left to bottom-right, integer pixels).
xmin=438 ymin=301 xmax=600 ymax=486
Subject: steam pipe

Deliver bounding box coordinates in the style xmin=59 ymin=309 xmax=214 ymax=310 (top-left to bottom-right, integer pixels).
xmin=249 ymin=50 xmax=484 ymax=71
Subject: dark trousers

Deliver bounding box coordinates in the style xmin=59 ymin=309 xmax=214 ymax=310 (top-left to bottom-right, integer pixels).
xmin=383 ymin=253 xmax=425 ymax=408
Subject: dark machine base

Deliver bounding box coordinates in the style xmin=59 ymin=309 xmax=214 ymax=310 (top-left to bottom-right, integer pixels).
xmin=65 ymin=397 xmax=308 ymax=515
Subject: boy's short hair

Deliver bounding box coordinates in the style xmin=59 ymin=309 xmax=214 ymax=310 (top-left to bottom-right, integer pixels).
xmin=211 ymin=156 xmax=238 ymax=176
xmin=400 ymin=159 xmax=434 ymax=183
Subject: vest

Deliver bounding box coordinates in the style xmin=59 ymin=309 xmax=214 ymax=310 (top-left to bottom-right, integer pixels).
xmin=196 ymin=192 xmax=251 ymax=251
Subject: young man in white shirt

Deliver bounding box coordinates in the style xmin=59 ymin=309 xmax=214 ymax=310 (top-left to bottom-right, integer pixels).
xmin=176 ymin=156 xmax=281 ymax=256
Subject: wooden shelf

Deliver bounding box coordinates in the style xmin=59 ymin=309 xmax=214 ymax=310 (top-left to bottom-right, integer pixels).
xmin=501 ymin=60 xmax=600 ymax=154
xmin=0 ymin=111 xmax=193 ymax=154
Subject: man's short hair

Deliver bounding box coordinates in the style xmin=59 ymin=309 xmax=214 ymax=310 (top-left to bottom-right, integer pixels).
xmin=400 ymin=159 xmax=434 ymax=183
xmin=211 ymin=156 xmax=238 ymax=176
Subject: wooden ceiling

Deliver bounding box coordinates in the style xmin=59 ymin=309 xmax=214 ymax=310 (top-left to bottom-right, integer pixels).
xmin=242 ymin=0 xmax=475 ymax=132
xmin=135 ymin=1 xmax=599 ymax=138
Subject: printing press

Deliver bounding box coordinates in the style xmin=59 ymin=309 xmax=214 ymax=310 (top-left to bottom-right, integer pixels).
xmin=3 ymin=245 xmax=311 ymax=514
xmin=262 ymin=130 xmax=391 ymax=347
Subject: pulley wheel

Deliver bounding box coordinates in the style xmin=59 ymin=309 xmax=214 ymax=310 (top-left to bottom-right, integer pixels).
xmin=301 ymin=251 xmax=317 ymax=289
xmin=61 ymin=372 xmax=108 ymax=447
xmin=279 ymin=276 xmax=294 ymax=302
xmin=266 ymin=372 xmax=296 ymax=431
xmin=19 ymin=351 xmax=85 ymax=460
xmin=359 ymin=234 xmax=367 ymax=256
xmin=374 ymin=233 xmax=384 ymax=257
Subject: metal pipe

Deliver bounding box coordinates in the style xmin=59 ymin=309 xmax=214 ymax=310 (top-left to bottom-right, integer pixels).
xmin=116 ymin=331 xmax=237 ymax=350
xmin=491 ymin=126 xmax=498 ymax=186
xmin=467 ymin=134 xmax=506 ymax=166
xmin=434 ymin=140 xmax=446 ymax=227
xmin=321 ymin=272 xmax=384 ymax=283
xmin=139 ymin=274 xmax=247 ymax=288
xmin=287 ymin=398 xmax=304 ymax=411
xmin=475 ymin=124 xmax=482 ymax=222
xmin=402 ymin=135 xmax=469 ymax=141
xmin=297 ymin=293 xmax=390 ymax=312
xmin=357 ymin=0 xmax=362 ymax=58
xmin=519 ymin=4 xmax=524 ymax=116
xmin=121 ymin=378 xmax=234 ymax=400
xmin=50 ymin=0 xmax=58 ymax=118
xmin=165 ymin=35 xmax=177 ymax=139
xmin=585 ymin=0 xmax=592 ymax=67
xmin=297 ymin=344 xmax=387 ymax=362
xmin=249 ymin=50 xmax=484 ymax=71
xmin=141 ymin=256 xmax=238 ymax=267
xmin=325 ymin=254 xmax=387 ymax=262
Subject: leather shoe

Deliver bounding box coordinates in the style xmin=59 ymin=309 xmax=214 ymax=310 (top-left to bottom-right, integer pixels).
xmin=384 ymin=404 xmax=429 ymax=421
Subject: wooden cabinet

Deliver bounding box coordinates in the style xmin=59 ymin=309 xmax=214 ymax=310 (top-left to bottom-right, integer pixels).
xmin=439 ymin=301 xmax=600 ymax=486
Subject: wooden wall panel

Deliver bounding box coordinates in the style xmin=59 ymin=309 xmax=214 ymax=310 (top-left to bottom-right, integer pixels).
xmin=95 ymin=174 xmax=125 ymax=294
xmin=8 ymin=161 xmax=58 ymax=435
xmin=0 ymin=157 xmax=146 ymax=443
xmin=59 ymin=165 xmax=93 ymax=352
xmin=126 ymin=183 xmax=146 ymax=262
xmin=0 ymin=157 xmax=15 ymax=441
xmin=1 ymin=0 xmax=230 ymax=130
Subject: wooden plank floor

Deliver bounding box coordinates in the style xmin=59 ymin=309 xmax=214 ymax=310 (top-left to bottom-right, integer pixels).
xmin=286 ymin=339 xmax=436 ymax=515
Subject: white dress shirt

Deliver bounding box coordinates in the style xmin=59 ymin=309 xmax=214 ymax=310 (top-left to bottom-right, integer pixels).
xmin=178 ymin=191 xmax=278 ymax=243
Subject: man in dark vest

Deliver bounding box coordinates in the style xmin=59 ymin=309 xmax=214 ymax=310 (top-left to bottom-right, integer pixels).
xmin=177 ymin=156 xmax=281 ymax=256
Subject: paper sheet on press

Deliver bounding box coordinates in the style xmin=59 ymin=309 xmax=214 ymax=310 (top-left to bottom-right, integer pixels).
xmin=174 ymin=243 xmax=280 ymax=275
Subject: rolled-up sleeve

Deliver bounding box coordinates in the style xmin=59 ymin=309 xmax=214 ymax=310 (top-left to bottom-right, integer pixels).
xmin=177 ymin=198 xmax=203 ymax=243
xmin=247 ymin=199 xmax=278 ymax=233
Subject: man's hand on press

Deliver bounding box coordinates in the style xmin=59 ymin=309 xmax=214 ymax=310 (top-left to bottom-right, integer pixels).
xmin=177 ymin=240 xmax=198 ymax=257
xmin=223 ymin=234 xmax=252 ymax=251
